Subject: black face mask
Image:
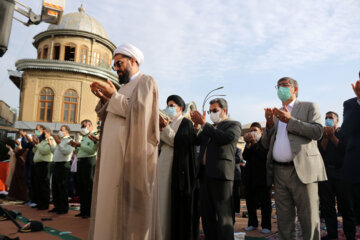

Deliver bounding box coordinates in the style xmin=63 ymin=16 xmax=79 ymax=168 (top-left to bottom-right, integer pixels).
xmin=117 ymin=68 xmax=130 ymax=85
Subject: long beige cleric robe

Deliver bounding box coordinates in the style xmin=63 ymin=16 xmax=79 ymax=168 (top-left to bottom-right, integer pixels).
xmin=158 ymin=115 xmax=183 ymax=239
xmin=89 ymin=72 xmax=160 ymax=240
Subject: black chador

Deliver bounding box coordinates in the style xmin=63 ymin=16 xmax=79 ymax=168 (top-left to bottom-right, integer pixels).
xmin=171 ymin=117 xmax=200 ymax=240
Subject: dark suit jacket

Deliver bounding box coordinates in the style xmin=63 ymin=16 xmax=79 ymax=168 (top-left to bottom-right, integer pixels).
xmin=196 ymin=119 xmax=242 ymax=181
xmin=242 ymin=138 xmax=268 ymax=187
xmin=340 ymin=97 xmax=360 ymax=183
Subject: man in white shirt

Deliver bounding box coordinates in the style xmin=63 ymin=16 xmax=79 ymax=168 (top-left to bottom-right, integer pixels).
xmin=262 ymin=77 xmax=327 ymax=240
xmin=50 ymin=125 xmax=74 ymax=214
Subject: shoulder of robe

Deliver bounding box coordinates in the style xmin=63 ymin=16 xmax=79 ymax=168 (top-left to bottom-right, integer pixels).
xmin=139 ymin=74 xmax=158 ymax=90
xmin=182 ymin=117 xmax=193 ymax=126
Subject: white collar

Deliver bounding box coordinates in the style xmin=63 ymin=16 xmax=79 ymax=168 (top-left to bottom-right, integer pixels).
xmin=281 ymin=98 xmax=296 ymax=109
xmin=170 ymin=115 xmax=183 ymax=128
xmin=129 ymin=71 xmax=140 ymax=82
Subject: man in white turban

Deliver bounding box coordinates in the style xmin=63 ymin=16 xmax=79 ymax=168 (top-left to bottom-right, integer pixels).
xmin=89 ymin=43 xmax=160 ymax=240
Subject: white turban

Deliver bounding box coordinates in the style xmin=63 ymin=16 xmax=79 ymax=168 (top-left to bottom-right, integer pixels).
xmin=113 ymin=43 xmax=144 ymax=66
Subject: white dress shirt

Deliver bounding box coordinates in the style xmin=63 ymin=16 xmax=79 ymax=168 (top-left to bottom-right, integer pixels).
xmin=272 ymin=99 xmax=296 ymax=162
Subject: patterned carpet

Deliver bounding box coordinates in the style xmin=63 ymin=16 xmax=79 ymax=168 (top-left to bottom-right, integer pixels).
xmin=266 ymin=220 xmax=360 ymax=240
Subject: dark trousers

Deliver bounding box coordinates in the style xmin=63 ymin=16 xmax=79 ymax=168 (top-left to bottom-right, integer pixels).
xmin=77 ymin=156 xmax=96 ymax=215
xmin=200 ymin=169 xmax=234 ymax=240
xmin=33 ymin=162 xmax=51 ymax=209
xmin=25 ymin=158 xmax=33 ymax=201
xmin=319 ymin=169 xmax=356 ymax=240
xmin=52 ymin=162 xmax=70 ymax=212
xmin=233 ymin=180 xmax=241 ymax=213
xmin=245 ymin=185 xmax=272 ymax=230
xmin=352 ymin=183 xmax=360 ymax=225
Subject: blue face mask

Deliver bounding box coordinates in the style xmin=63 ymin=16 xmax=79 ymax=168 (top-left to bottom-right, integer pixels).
xmin=165 ymin=107 xmax=177 ymax=117
xmin=325 ymin=119 xmax=334 ymax=127
xmin=277 ymin=87 xmax=292 ymax=102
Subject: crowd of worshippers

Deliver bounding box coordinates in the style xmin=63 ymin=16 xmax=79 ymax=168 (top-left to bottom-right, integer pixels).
xmin=4 ymin=121 xmax=99 ymax=218
xmin=2 ymin=43 xmax=360 ymax=240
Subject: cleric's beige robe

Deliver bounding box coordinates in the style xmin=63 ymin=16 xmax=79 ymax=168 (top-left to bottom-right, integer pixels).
xmin=158 ymin=116 xmax=183 ymax=239
xmin=89 ymin=73 xmax=160 ymax=240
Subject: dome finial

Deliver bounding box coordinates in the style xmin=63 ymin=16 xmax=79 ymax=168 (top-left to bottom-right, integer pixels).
xmin=78 ymin=3 xmax=85 ymax=13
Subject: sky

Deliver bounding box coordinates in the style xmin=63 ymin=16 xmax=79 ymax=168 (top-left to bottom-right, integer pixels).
xmin=1 ymin=0 xmax=359 ymax=126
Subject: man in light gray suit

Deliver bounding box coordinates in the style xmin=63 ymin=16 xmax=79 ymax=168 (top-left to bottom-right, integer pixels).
xmin=262 ymin=77 xmax=327 ymax=240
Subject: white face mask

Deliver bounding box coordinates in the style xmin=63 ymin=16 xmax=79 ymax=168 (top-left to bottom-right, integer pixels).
xmin=80 ymin=127 xmax=90 ymax=136
xmin=58 ymin=131 xmax=64 ymax=138
xmin=210 ymin=111 xmax=222 ymax=124
xmin=251 ymin=131 xmax=261 ymax=142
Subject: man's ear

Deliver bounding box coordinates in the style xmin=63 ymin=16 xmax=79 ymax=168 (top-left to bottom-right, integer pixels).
xmin=130 ymin=58 xmax=137 ymax=66
xmin=293 ymin=86 xmax=298 ymax=95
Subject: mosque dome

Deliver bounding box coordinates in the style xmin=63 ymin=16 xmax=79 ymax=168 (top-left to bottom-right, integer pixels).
xmin=47 ymin=4 xmax=108 ymax=39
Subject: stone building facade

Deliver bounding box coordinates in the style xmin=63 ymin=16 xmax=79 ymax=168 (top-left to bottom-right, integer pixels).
xmin=9 ymin=5 xmax=117 ymax=134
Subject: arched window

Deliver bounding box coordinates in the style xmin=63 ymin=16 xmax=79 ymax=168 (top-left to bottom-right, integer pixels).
xmin=37 ymin=87 xmax=54 ymax=122
xmin=100 ymin=53 xmax=110 ymax=69
xmin=93 ymin=51 xmax=100 ymax=66
xmin=80 ymin=45 xmax=88 ymax=64
xmin=62 ymin=89 xmax=78 ymax=123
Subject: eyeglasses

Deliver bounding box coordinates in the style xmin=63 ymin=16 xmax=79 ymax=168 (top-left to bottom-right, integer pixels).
xmin=112 ymin=60 xmax=127 ymax=71
xmin=275 ymin=83 xmax=293 ymax=89
xmin=167 ymin=104 xmax=178 ymax=108
xmin=207 ymin=109 xmax=220 ymax=114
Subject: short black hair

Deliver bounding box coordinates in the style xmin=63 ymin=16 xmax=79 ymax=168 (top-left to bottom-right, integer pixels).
xmin=250 ymin=122 xmax=262 ymax=129
xmin=209 ymin=98 xmax=228 ymax=112
xmin=326 ymin=111 xmax=339 ymax=119
xmin=61 ymin=125 xmax=71 ymax=133
xmin=81 ymin=119 xmax=92 ymax=126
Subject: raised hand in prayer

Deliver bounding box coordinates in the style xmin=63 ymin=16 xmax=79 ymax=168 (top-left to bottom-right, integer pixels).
xmin=264 ymin=108 xmax=274 ymax=128
xmin=352 ymin=80 xmax=360 ymax=100
xmin=244 ymin=132 xmax=256 ymax=147
xmin=32 ymin=135 xmax=39 ymax=145
xmin=5 ymin=144 xmax=12 ymax=151
xmin=190 ymin=110 xmax=206 ymax=127
xmin=88 ymin=134 xmax=100 ymax=143
xmin=159 ymin=115 xmax=170 ymax=131
xmin=273 ymin=106 xmax=291 ymax=124
xmin=90 ymin=79 xmax=117 ymax=102
xmin=69 ymin=140 xmax=81 ymax=148
xmin=53 ymin=135 xmax=61 ymax=145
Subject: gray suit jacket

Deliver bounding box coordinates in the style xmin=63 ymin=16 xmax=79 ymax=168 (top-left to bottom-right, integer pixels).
xmin=262 ymin=100 xmax=327 ymax=185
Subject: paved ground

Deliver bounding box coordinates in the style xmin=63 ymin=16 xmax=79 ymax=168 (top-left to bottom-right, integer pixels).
xmin=0 ymin=200 xmax=278 ymax=239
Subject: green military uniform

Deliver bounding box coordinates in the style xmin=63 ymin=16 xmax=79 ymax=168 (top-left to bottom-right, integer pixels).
xmin=33 ymin=136 xmax=57 ymax=209
xmin=76 ymin=131 xmax=99 ymax=217
xmin=51 ymin=135 xmax=74 ymax=213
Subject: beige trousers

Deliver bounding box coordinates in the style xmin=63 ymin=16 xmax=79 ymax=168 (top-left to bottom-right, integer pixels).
xmin=274 ymin=164 xmax=320 ymax=240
